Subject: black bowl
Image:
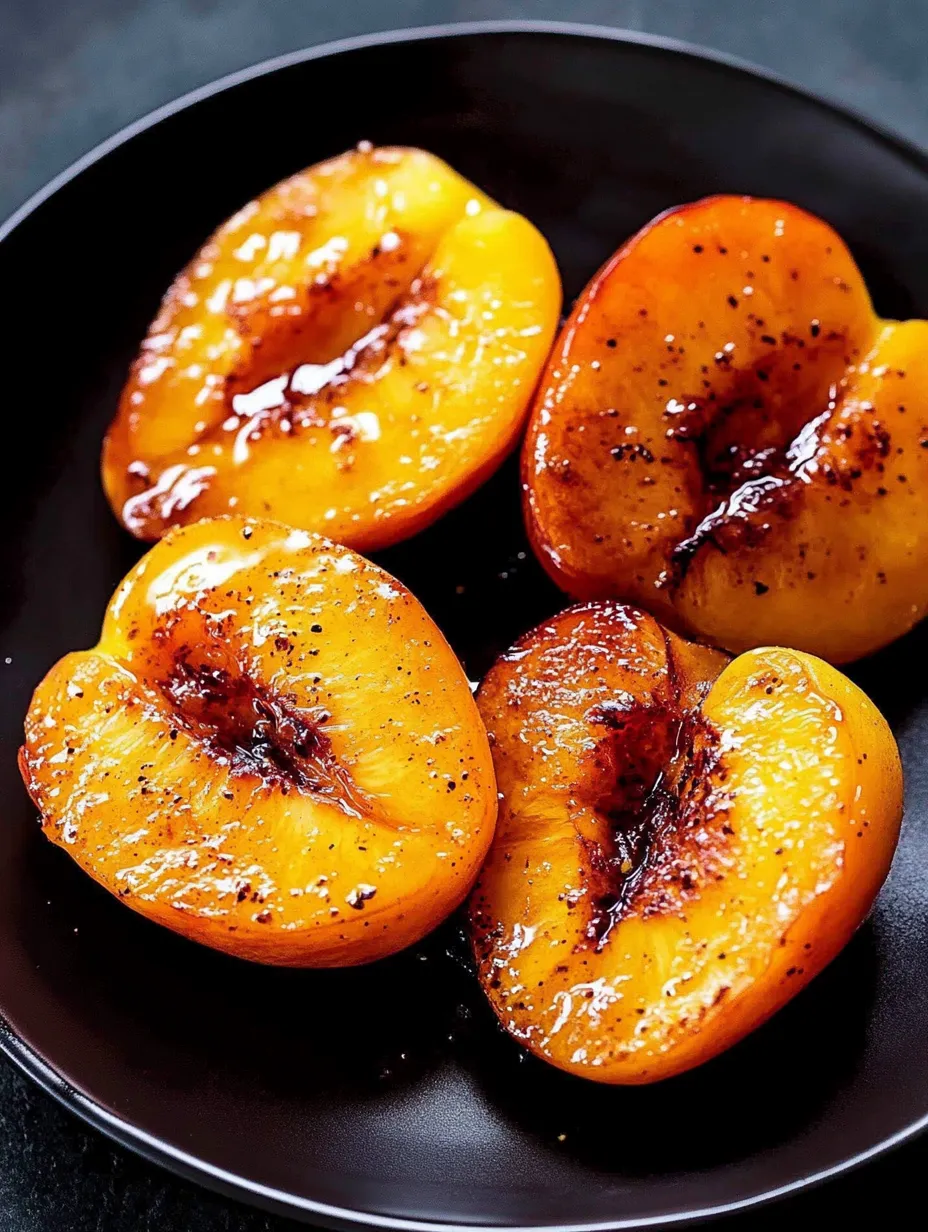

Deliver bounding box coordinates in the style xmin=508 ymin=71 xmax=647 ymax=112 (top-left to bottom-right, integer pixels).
xmin=3 ymin=20 xmax=928 ymax=1230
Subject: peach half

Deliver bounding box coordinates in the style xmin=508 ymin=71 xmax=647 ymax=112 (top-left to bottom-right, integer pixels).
xmin=20 ymin=516 xmax=497 ymax=966
xmin=524 ymin=195 xmax=928 ymax=663
xmin=470 ymin=601 xmax=902 ymax=1083
xmin=104 ymin=145 xmax=560 ymax=549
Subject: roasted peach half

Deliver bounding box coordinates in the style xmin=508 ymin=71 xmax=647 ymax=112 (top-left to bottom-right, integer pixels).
xmin=470 ymin=602 xmax=902 ymax=1083
xmin=524 ymin=195 xmax=928 ymax=663
xmin=103 ymin=144 xmax=561 ymax=549
xmin=19 ymin=516 xmax=497 ymax=966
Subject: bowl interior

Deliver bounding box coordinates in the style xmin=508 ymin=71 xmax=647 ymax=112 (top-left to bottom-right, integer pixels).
xmin=3 ymin=25 xmax=928 ymax=1229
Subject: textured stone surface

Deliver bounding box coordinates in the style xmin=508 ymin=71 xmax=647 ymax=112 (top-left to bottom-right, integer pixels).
xmin=3 ymin=1 xmax=928 ymax=1228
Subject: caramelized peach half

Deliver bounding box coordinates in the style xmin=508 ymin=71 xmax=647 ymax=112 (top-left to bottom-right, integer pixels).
xmin=524 ymin=195 xmax=928 ymax=662
xmin=103 ymin=145 xmax=560 ymax=548
xmin=19 ymin=517 xmax=497 ymax=966
xmin=470 ymin=602 xmax=902 ymax=1083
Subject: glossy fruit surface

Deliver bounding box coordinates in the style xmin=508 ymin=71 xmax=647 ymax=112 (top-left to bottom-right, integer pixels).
xmin=524 ymin=196 xmax=928 ymax=662
xmin=20 ymin=516 xmax=497 ymax=966
xmin=471 ymin=601 xmax=903 ymax=1083
xmin=104 ymin=145 xmax=560 ymax=549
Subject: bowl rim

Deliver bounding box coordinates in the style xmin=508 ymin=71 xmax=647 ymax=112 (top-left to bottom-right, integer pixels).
xmin=4 ymin=16 xmax=928 ymax=243
xmin=3 ymin=17 xmax=928 ymax=1231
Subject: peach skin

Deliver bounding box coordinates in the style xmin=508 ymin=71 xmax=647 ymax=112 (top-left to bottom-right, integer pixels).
xmin=470 ymin=601 xmax=903 ymax=1083
xmin=20 ymin=516 xmax=497 ymax=966
xmin=523 ymin=195 xmax=928 ymax=663
xmin=104 ymin=145 xmax=561 ymax=549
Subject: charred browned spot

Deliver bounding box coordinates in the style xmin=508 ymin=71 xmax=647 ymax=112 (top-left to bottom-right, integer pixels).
xmin=577 ymin=659 xmax=731 ymax=948
xmin=667 ymin=472 xmax=799 ymax=585
xmin=660 ymin=327 xmax=854 ymax=586
xmin=225 ymin=234 xmax=416 ymax=392
xmin=550 ymin=456 xmax=577 ymax=485
xmin=846 ymin=416 xmax=891 ymax=466
xmin=610 ymin=442 xmax=655 ymax=463
xmin=123 ymin=266 xmax=441 ymax=533
xmin=120 ymin=463 xmax=218 ymax=541
xmin=219 ymin=272 xmax=438 ymax=447
xmin=158 ymin=652 xmax=368 ymax=815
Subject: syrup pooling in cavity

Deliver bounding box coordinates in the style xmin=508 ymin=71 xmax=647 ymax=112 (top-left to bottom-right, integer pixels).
xmin=104 ymin=144 xmax=561 ymax=549
xmin=122 ymin=258 xmax=438 ymax=533
xmin=212 ymin=279 xmax=436 ymax=472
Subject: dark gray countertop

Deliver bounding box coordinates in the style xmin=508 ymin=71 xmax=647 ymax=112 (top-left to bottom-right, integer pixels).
xmin=2 ymin=1 xmax=927 ymax=1228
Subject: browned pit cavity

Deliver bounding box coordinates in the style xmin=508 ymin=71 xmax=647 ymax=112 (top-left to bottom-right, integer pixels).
xmin=225 ymin=236 xmax=418 ymax=395
xmin=222 ymin=268 xmax=438 ymax=441
xmin=160 ymin=654 xmax=366 ymax=814
xmin=664 ymin=328 xmax=851 ymax=583
xmin=120 ymin=237 xmax=440 ymax=530
xmin=578 ymin=666 xmax=728 ymax=947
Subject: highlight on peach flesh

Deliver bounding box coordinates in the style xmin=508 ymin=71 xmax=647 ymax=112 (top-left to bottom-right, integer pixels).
xmin=19 ymin=517 xmax=498 ymax=967
xmin=470 ymin=602 xmax=903 ymax=1083
xmin=103 ymin=144 xmax=561 ymax=550
xmin=523 ymin=195 xmax=928 ymax=663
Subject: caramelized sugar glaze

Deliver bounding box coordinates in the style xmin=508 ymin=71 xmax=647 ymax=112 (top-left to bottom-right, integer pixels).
xmin=471 ymin=603 xmax=902 ymax=1082
xmin=524 ymin=196 xmax=928 ymax=662
xmin=104 ymin=145 xmax=561 ymax=549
